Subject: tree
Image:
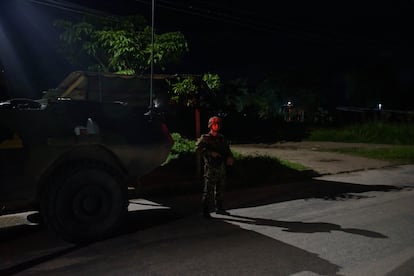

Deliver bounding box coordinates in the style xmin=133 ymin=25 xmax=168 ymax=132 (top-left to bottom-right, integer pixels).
xmin=221 ymin=78 xmax=254 ymax=113
xmin=255 ymin=71 xmax=320 ymax=120
xmin=168 ymin=73 xmax=221 ymax=138
xmin=166 ymin=73 xmax=221 ymax=177
xmin=54 ymin=15 xmax=188 ymax=74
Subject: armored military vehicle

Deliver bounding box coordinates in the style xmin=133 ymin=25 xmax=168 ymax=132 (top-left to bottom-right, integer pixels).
xmin=0 ymin=71 xmax=173 ymax=243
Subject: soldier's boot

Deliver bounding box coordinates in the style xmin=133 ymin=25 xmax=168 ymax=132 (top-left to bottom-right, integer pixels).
xmin=202 ymin=200 xmax=212 ymax=219
xmin=215 ymin=200 xmax=230 ymax=215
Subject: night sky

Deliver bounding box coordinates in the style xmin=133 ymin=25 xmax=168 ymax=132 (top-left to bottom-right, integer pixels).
xmin=78 ymin=1 xmax=414 ymax=75
xmin=1 ymin=0 xmax=414 ymax=108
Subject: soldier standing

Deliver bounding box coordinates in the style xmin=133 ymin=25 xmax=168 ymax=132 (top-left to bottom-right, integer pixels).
xmin=196 ymin=116 xmax=234 ymax=218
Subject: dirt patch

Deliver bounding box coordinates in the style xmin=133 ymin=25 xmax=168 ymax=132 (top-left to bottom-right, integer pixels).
xmin=231 ymin=141 xmax=396 ymax=175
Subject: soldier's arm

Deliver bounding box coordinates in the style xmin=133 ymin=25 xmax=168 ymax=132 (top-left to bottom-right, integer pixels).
xmin=197 ymin=136 xmax=221 ymax=158
xmin=196 ymin=136 xmax=209 ymax=155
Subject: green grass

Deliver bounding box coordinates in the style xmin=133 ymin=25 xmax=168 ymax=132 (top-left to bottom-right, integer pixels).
xmin=161 ymin=133 xmax=312 ymax=187
xmin=166 ymin=124 xmax=414 ymax=182
xmin=329 ymin=146 xmax=414 ymax=164
xmin=308 ymin=122 xmax=414 ymax=145
xmin=308 ymin=122 xmax=414 ymax=163
xmin=279 ymin=159 xmax=309 ymax=171
xmin=163 ymin=133 xmax=196 ymax=164
xmin=166 ymin=133 xmax=308 ymax=172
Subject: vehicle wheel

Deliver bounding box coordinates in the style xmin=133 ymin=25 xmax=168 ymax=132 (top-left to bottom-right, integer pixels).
xmin=43 ymin=166 xmax=128 ymax=244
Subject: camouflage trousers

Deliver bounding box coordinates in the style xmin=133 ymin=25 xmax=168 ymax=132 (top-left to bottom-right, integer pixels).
xmin=202 ymin=163 xmax=226 ymax=211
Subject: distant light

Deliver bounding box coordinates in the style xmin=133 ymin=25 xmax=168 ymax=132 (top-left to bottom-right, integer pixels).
xmin=287 ymin=101 xmax=292 ymax=106
xmin=153 ymin=98 xmax=160 ymax=108
xmin=378 ymin=103 xmax=382 ymax=110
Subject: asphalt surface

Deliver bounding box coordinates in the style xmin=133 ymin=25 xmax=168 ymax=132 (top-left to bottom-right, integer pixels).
xmin=1 ymin=164 xmax=413 ymax=275
xmin=1 ymin=142 xmax=413 ymax=275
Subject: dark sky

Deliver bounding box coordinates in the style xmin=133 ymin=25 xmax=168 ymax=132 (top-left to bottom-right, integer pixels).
xmin=1 ymin=0 xmax=414 ymax=103
xmin=75 ymin=0 xmax=414 ymax=75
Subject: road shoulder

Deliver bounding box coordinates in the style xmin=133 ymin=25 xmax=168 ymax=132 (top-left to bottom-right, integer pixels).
xmin=231 ymin=142 xmax=395 ymax=175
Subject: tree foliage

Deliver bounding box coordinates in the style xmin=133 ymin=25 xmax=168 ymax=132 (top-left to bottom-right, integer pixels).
xmin=167 ymin=73 xmax=221 ymax=138
xmin=54 ymin=15 xmax=188 ymax=74
xmin=168 ymin=73 xmax=221 ymax=107
xmin=221 ymin=78 xmax=253 ymax=112
xmin=255 ymin=72 xmax=320 ymax=119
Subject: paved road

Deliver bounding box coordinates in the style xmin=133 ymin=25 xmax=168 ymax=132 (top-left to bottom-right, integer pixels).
xmin=1 ymin=143 xmax=413 ymax=275
xmin=1 ymin=163 xmax=414 ymax=275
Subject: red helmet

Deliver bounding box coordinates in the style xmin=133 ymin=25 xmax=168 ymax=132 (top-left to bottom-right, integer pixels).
xmin=208 ymin=116 xmax=221 ymax=128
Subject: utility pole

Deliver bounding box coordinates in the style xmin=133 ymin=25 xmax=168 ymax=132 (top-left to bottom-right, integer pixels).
xmin=149 ymin=0 xmax=155 ymax=109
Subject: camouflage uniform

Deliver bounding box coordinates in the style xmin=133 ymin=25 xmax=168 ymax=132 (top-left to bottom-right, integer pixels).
xmin=196 ymin=130 xmax=233 ymax=217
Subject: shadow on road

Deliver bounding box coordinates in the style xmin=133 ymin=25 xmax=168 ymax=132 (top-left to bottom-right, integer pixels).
xmin=219 ymin=214 xmax=388 ymax=238
xmin=222 ymin=179 xmax=401 ymax=210
xmin=143 ymin=174 xmax=402 ymax=219
xmin=5 ymin=213 xmax=345 ymax=276
xmin=0 ymin=221 xmax=79 ymax=275
xmin=0 ymin=174 xmax=404 ymax=275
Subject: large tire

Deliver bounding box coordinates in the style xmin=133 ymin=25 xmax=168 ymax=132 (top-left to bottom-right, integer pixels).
xmin=43 ymin=165 xmax=128 ymax=244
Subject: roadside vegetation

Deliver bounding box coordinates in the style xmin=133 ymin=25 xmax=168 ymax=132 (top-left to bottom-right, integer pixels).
xmin=145 ymin=122 xmax=414 ymax=196
xmin=307 ymin=122 xmax=414 ymax=163
xmin=328 ymin=146 xmax=414 ymax=163
xmin=308 ymin=122 xmax=414 ymax=145
xmin=165 ymin=121 xmax=414 ymax=181
xmin=166 ymin=133 xmax=307 ymax=172
xmin=149 ymin=133 xmax=312 ymax=195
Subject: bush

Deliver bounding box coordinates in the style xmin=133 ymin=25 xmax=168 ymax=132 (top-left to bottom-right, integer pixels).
xmin=164 ymin=132 xmax=196 ymax=164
